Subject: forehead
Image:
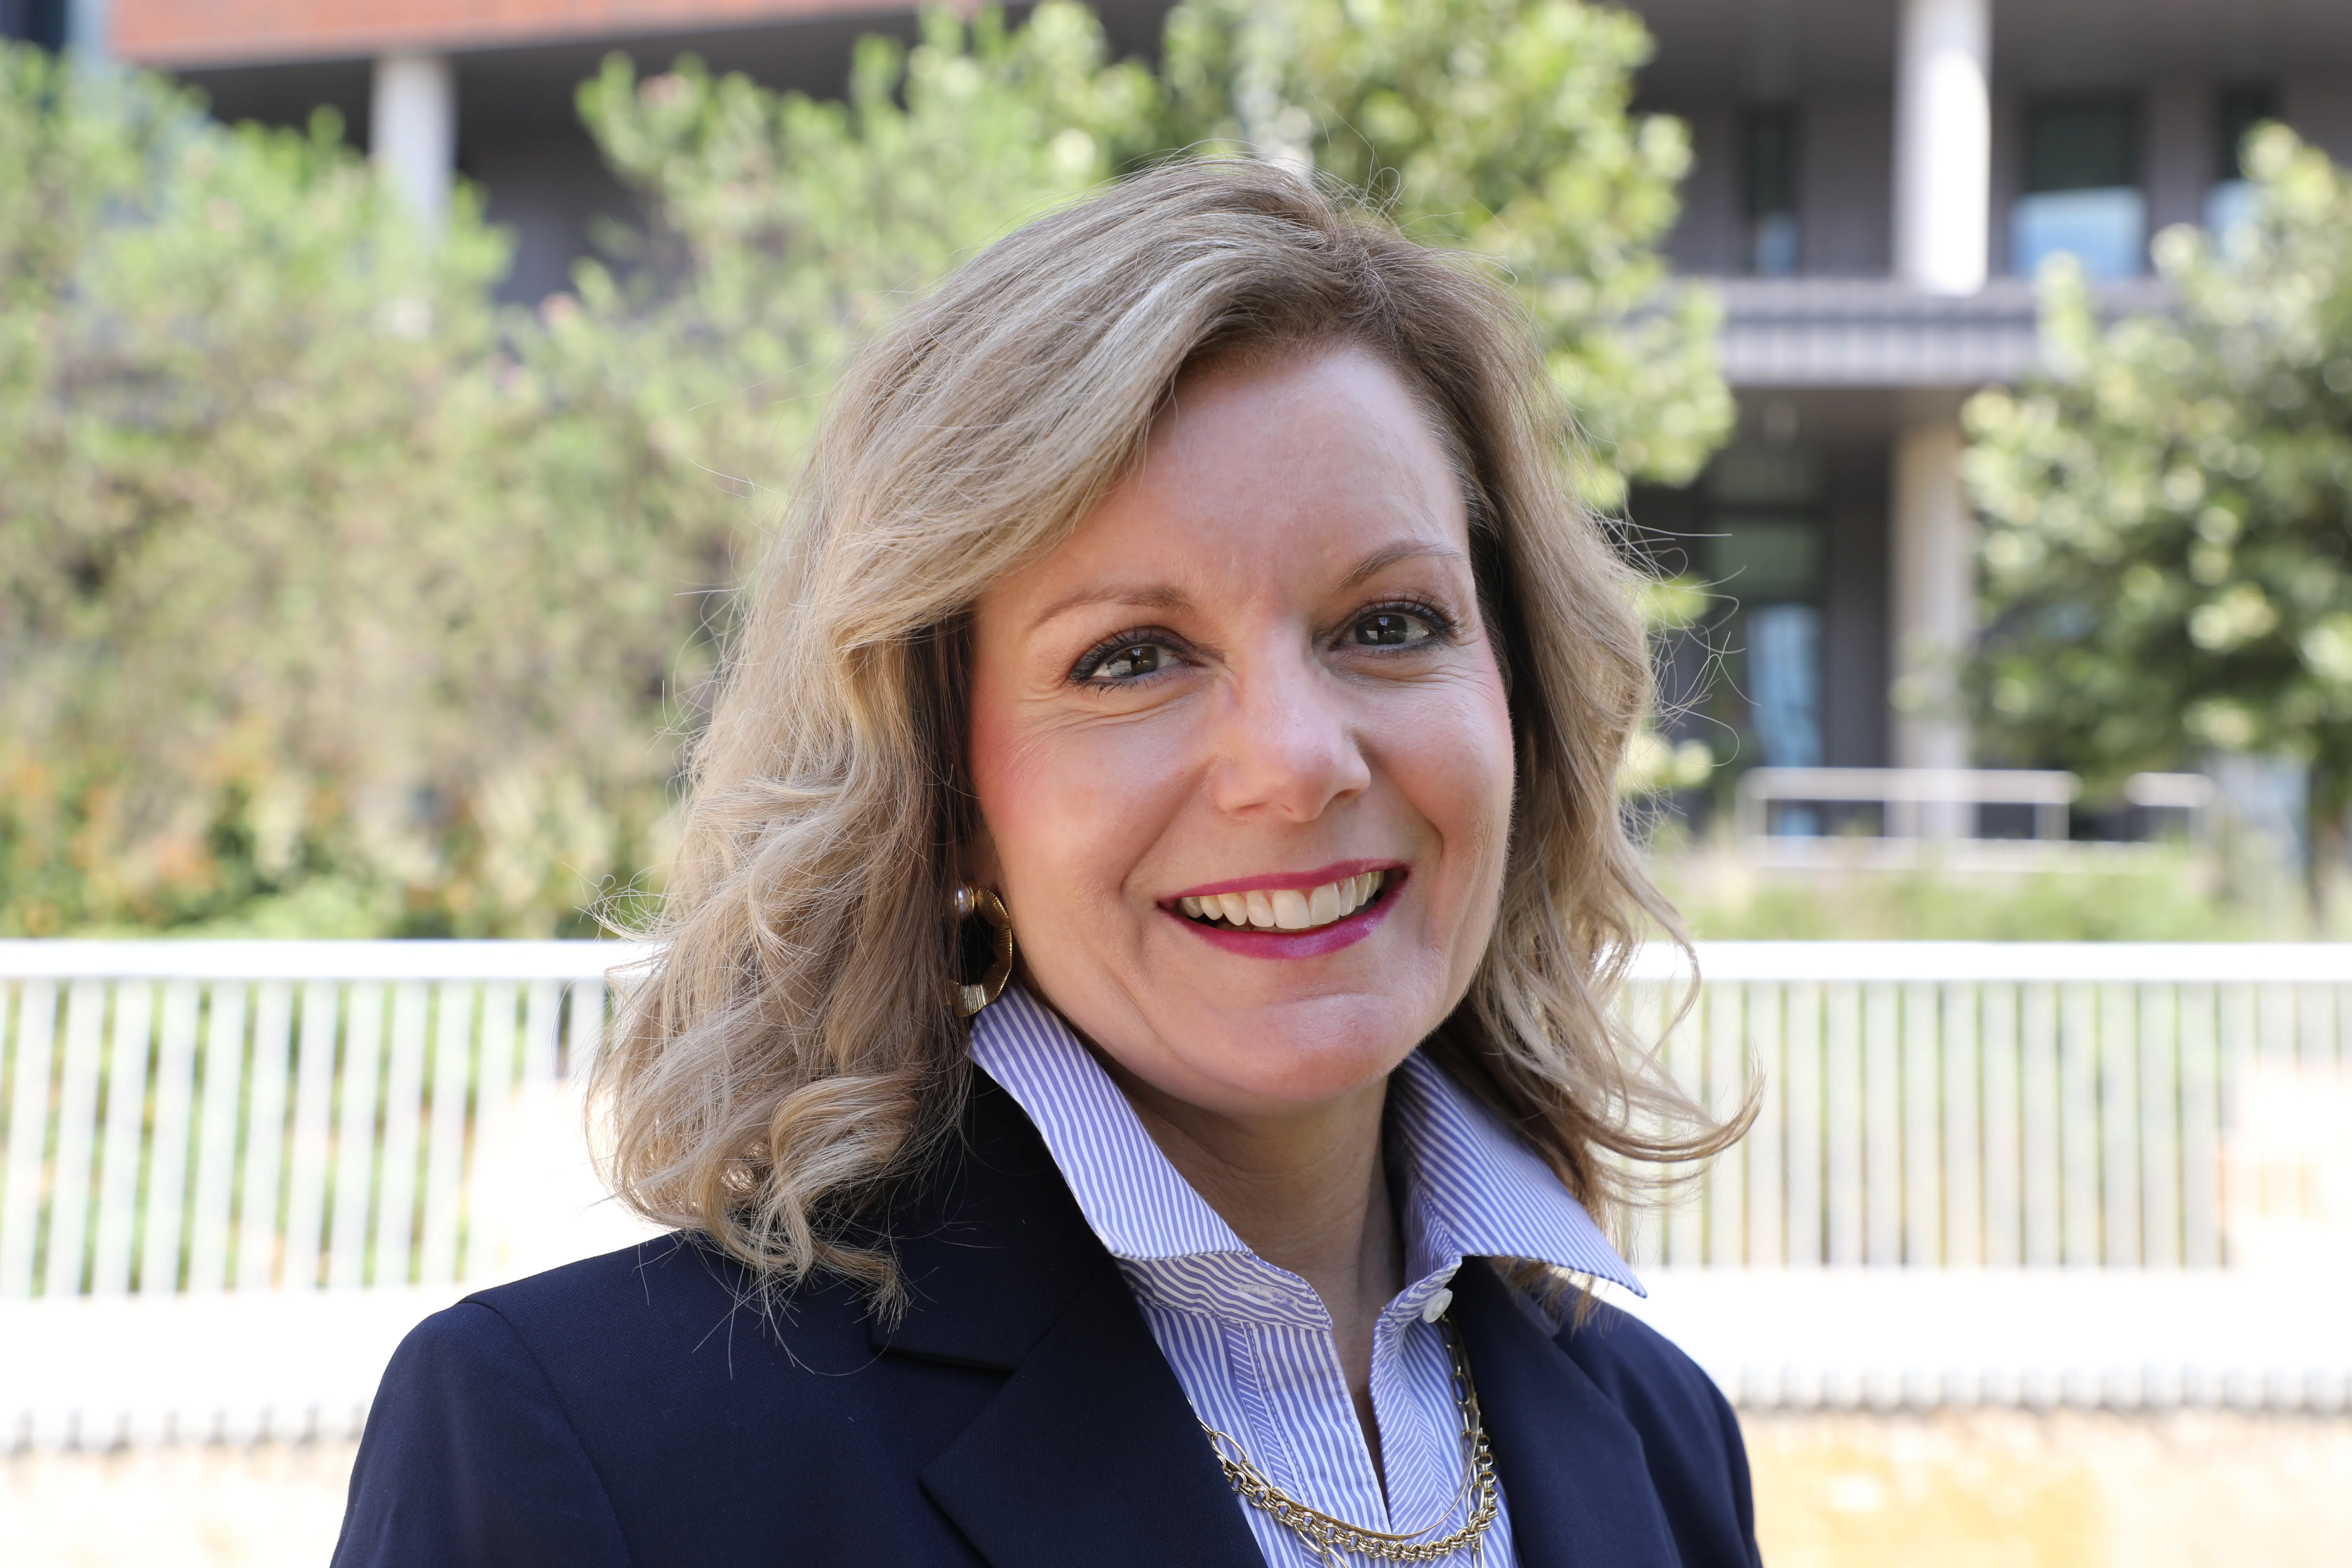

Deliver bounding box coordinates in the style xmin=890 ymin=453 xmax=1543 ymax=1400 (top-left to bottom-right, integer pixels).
xmin=989 ymin=344 xmax=1473 ymax=621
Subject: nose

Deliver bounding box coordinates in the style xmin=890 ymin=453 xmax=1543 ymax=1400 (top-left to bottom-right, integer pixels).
xmin=1205 ymin=652 xmax=1371 ymax=823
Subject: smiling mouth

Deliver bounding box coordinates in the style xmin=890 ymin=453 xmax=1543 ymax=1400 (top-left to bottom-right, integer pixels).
xmin=1175 ymin=870 xmax=1390 ymax=934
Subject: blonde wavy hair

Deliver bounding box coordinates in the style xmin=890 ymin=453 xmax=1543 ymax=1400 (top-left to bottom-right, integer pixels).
xmin=596 ymin=161 xmax=1743 ymax=1307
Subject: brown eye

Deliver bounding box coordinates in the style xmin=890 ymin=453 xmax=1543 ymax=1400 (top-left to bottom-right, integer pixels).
xmin=1087 ymin=642 xmax=1171 ymax=681
xmin=1353 ymin=610 xmax=1436 ymax=648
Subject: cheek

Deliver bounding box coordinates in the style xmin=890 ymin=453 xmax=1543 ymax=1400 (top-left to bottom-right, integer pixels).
xmin=965 ymin=683 xmax=1184 ymax=916
xmin=1390 ymin=666 xmax=1516 ymax=898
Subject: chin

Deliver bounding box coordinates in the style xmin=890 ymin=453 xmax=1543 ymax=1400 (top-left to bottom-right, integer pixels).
xmin=1175 ymin=987 xmax=1440 ymax=1106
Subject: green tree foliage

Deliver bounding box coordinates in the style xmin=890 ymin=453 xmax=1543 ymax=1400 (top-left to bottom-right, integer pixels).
xmin=540 ymin=6 xmax=1160 ymax=579
xmin=1 ymin=1 xmax=1725 ymax=935
xmin=0 ymin=49 xmax=684 ymax=935
xmin=1965 ymin=126 xmax=2352 ymax=878
xmin=1160 ymin=0 xmax=1731 ymax=505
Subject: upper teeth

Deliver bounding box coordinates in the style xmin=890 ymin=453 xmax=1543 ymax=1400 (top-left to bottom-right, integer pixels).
xmin=1178 ymin=871 xmax=1387 ymax=931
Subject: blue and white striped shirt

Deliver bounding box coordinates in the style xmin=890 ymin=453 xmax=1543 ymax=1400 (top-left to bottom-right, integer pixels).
xmin=969 ymin=984 xmax=1643 ymax=1567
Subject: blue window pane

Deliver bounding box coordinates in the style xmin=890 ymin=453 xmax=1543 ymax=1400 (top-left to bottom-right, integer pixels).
xmin=1748 ymin=212 xmax=1801 ymax=277
xmin=1749 ymin=603 xmax=1823 ymax=775
xmin=2205 ymin=179 xmax=2259 ymax=240
xmin=2012 ymin=187 xmax=2147 ymax=279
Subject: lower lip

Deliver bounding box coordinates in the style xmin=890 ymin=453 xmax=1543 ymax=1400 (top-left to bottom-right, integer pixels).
xmin=1167 ymin=874 xmax=1406 ymax=959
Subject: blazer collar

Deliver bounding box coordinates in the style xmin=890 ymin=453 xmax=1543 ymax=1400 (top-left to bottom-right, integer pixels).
xmin=1452 ymin=1260 xmax=1684 ymax=1568
xmin=875 ymin=1071 xmax=1264 ymax=1568
xmin=875 ymin=1070 xmax=1682 ymax=1568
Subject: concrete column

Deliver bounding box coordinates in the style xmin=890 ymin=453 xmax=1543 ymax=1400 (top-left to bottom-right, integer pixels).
xmin=1893 ymin=0 xmax=1990 ymax=294
xmin=1890 ymin=420 xmax=1975 ymax=782
xmin=371 ymin=53 xmax=456 ymax=231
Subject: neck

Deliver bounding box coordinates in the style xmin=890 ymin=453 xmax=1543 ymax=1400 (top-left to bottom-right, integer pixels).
xmin=1098 ymin=1058 xmax=1406 ymax=1466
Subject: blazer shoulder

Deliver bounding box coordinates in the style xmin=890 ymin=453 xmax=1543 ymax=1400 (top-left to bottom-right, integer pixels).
xmin=458 ymin=1230 xmax=883 ymax=1400
xmin=463 ymin=1232 xmax=763 ymax=1335
xmin=1553 ymin=1294 xmax=1762 ymax=1568
xmin=1552 ymin=1295 xmax=1726 ymax=1420
xmin=336 ymin=1298 xmax=636 ymax=1568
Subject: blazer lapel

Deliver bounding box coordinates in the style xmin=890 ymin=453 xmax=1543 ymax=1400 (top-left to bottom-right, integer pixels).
xmin=1453 ymin=1262 xmax=1682 ymax=1568
xmin=875 ymin=1074 xmax=1263 ymax=1568
xmin=918 ymin=1262 xmax=1265 ymax=1568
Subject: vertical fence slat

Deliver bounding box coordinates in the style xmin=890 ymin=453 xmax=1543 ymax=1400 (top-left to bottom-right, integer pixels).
xmin=1746 ymin=982 xmax=1784 ymax=1269
xmin=0 ymin=982 xmax=59 ymax=1298
xmin=2022 ymin=982 xmax=2061 ymax=1266
xmin=565 ymin=976 xmax=607 ymax=1080
xmin=1784 ymin=982 xmax=1822 ymax=1269
xmin=1706 ymin=985 xmax=1746 ymax=1267
xmin=2060 ymin=983 xmax=2100 ymax=1267
xmin=1665 ymin=982 xmax=1703 ymax=1267
xmin=1826 ymin=982 xmax=1864 ymax=1266
xmin=2179 ymin=982 xmax=2221 ymax=1267
xmin=91 ymin=982 xmax=156 ymax=1296
xmin=233 ymin=982 xmax=296 ymax=1292
xmin=1982 ymin=982 xmax=2021 ymax=1267
xmin=43 ymin=981 xmax=108 ymax=1297
xmin=418 ymin=982 xmax=476 ymax=1285
xmin=465 ymin=982 xmax=523 ymax=1283
xmin=2299 ymin=983 xmax=2335 ymax=1073
xmin=1941 ymin=983 xmax=1981 ymax=1268
xmin=2100 ymin=983 xmax=2141 ymax=1268
xmin=186 ymin=982 xmax=248 ymax=1294
xmin=2217 ymin=982 xmax=2256 ymax=1268
xmin=374 ymin=982 xmax=430 ymax=1289
xmin=1863 ymin=982 xmax=1901 ymax=1266
xmin=280 ymin=982 xmax=342 ymax=1293
xmin=2141 ymin=984 xmax=2181 ymax=1268
xmin=139 ymin=981 xmax=202 ymax=1296
xmin=1623 ymin=981 xmax=1666 ymax=1269
xmin=523 ymin=981 xmax=562 ymax=1086
xmin=1901 ymin=982 xmax=1940 ymax=1265
xmin=328 ymin=983 xmax=386 ymax=1290
xmin=2258 ymin=976 xmax=2296 ymax=1070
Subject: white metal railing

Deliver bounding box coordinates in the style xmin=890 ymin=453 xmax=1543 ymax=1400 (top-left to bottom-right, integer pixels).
xmin=0 ymin=942 xmax=649 ymax=1306
xmin=1733 ymin=767 xmax=2216 ymax=868
xmin=1623 ymin=943 xmax=2351 ymax=1273
xmin=1 ymin=940 xmax=2346 ymax=1442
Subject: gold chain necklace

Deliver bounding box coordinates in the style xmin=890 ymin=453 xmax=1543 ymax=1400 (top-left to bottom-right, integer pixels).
xmin=1198 ymin=1315 xmax=1499 ymax=1567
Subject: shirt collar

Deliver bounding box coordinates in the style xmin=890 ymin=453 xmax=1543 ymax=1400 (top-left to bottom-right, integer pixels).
xmin=967 ymin=982 xmax=1642 ymax=1297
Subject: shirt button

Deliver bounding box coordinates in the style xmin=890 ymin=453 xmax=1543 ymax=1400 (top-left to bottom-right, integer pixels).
xmin=1421 ymin=1287 xmax=1454 ymax=1323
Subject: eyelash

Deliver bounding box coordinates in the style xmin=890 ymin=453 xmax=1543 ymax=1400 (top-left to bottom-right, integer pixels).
xmin=1066 ymin=598 xmax=1458 ymax=686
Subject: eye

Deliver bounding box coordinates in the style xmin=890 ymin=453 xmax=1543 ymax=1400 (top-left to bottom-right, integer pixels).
xmin=1075 ymin=638 xmax=1178 ymax=683
xmin=1350 ymin=607 xmax=1442 ymax=648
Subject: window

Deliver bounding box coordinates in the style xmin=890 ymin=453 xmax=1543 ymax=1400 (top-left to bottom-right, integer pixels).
xmin=2206 ymin=84 xmax=2278 ymax=239
xmin=0 ymin=0 xmax=66 ymax=47
xmin=1708 ymin=448 xmax=1825 ymax=782
xmin=1742 ymin=106 xmax=1802 ymax=276
xmin=2012 ymin=98 xmax=2145 ymax=279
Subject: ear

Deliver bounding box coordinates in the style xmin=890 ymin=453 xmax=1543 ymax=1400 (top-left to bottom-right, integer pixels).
xmin=960 ymin=818 xmax=1006 ymax=892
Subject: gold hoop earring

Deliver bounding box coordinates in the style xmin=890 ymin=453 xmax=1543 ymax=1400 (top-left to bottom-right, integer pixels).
xmin=952 ymin=883 xmax=1015 ymax=1017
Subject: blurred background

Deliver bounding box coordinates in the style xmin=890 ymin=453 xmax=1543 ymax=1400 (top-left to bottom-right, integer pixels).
xmin=2 ymin=1 xmax=2349 ymax=1564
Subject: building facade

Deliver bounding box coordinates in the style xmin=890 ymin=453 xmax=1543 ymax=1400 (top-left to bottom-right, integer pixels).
xmin=14 ymin=0 xmax=2352 ymax=791
xmin=1625 ymin=0 xmax=2352 ymax=793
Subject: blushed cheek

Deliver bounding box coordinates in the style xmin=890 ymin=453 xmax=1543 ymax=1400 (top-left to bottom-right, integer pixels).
xmin=1405 ymin=672 xmax=1517 ymax=943
xmin=966 ymin=695 xmax=1180 ymax=937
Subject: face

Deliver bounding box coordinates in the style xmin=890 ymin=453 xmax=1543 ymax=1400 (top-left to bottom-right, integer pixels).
xmin=965 ymin=344 xmax=1517 ymax=1127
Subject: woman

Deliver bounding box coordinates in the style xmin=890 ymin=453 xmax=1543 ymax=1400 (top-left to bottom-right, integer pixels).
xmin=334 ymin=161 xmax=1758 ymax=1568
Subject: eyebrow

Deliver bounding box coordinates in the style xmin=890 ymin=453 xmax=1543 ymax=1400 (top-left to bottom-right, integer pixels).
xmin=1027 ymin=583 xmax=1196 ymax=634
xmin=1025 ymin=539 xmax=1471 ymax=634
xmin=1337 ymin=540 xmax=1472 ymax=588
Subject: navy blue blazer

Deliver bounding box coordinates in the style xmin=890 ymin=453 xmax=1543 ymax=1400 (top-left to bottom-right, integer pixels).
xmin=333 ymin=1072 xmax=1761 ymax=1567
